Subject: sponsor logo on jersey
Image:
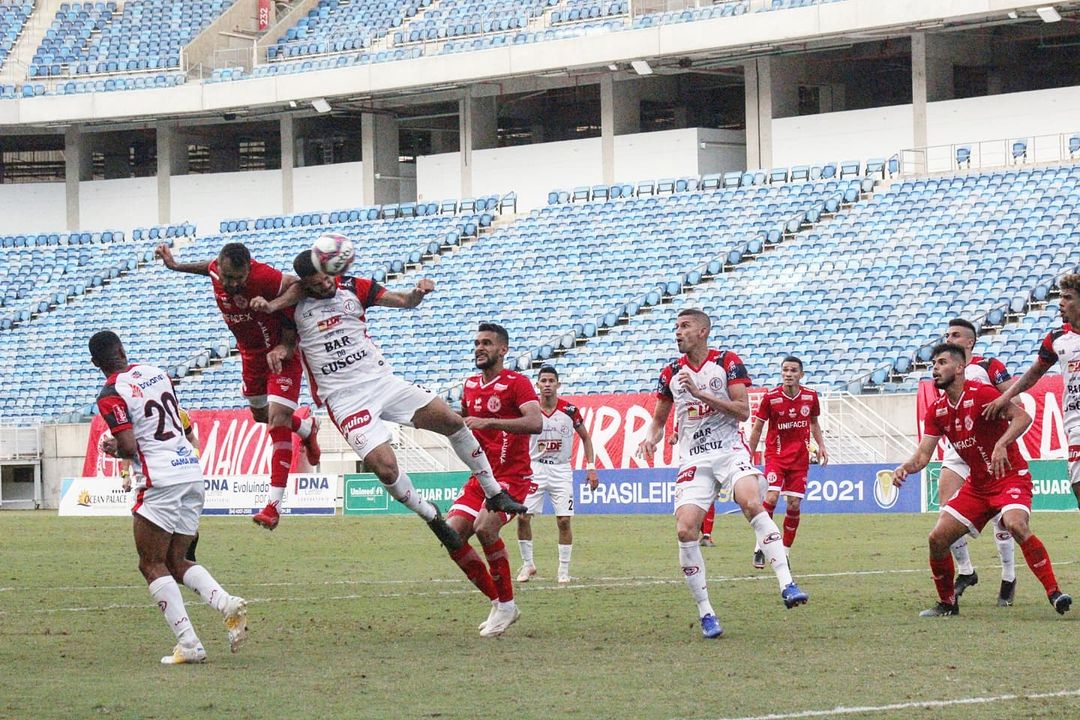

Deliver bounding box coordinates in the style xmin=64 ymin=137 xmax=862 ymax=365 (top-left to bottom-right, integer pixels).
xmin=777 ymin=420 xmax=809 ymax=431
xmin=114 ymin=405 xmax=128 ymax=424
xmin=962 ymin=399 xmax=974 ymax=408
xmin=675 ymin=466 xmax=697 ymax=484
xmin=1069 ymin=445 xmax=1080 ymax=463
xmin=494 ymin=383 xmax=508 ymax=391
xmin=954 ymin=436 xmax=977 ymax=450
xmin=223 ymin=312 xmax=253 ymax=324
xmin=770 ymin=397 xmax=784 ymax=404
xmin=317 ymin=315 xmax=343 ymax=332
xmin=131 ymin=385 xmax=143 ymax=399
xmin=339 ymin=409 xmax=373 ymax=434
xmin=136 ymin=374 xmax=165 ymax=390
xmin=788 ymin=408 xmax=797 ymax=418
xmin=538 ymin=439 xmax=563 ymax=453
xmin=320 ymin=348 xmax=368 ymax=375
xmin=131 ymin=370 xmax=142 ymax=379
xmin=935 ymin=407 xmax=949 ymax=417
xmin=487 ymin=396 xmax=502 ymax=412
xmin=1069 ymin=360 xmax=1080 ymax=372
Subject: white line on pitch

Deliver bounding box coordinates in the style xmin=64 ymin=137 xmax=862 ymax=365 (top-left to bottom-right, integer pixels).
xmin=685 ymin=687 xmax=1080 ymax=720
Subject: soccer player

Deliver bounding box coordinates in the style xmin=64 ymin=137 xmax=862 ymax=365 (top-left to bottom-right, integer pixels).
xmin=669 ymin=425 xmax=716 ymax=547
xmin=935 ymin=318 xmax=1017 ymax=605
xmin=271 ymin=252 xmax=524 ymax=546
xmin=156 ymin=242 xmax=320 ymax=531
xmin=985 ymin=274 xmax=1080 ymax=511
xmin=637 ymin=309 xmax=808 ymax=639
xmin=450 ymin=322 xmax=543 ymax=637
xmin=515 ymin=365 xmax=600 ymax=584
xmin=746 ymin=356 xmax=827 ymax=568
xmin=90 ymin=331 xmax=248 ymax=664
xmin=893 ymin=343 xmax=1071 ymax=617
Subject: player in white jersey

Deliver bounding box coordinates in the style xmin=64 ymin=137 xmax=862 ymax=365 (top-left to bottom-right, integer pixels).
xmin=986 ymin=274 xmax=1080 ymax=510
xmin=637 ymin=309 xmax=808 ymax=639
xmin=935 ymin=318 xmax=1018 ymax=606
xmin=515 ymin=365 xmax=600 ymax=584
xmin=265 ymin=251 xmax=525 ymax=549
xmin=89 ymin=331 xmax=247 ymax=665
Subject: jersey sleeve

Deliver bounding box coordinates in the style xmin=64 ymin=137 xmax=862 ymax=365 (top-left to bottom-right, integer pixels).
xmin=564 ymin=402 xmax=584 ymax=428
xmin=655 ymin=362 xmax=676 ymax=400
xmin=513 ymin=373 xmax=540 ymax=408
xmin=753 ymin=395 xmax=771 ymax=422
xmin=254 ymin=262 xmax=285 ymax=298
xmin=985 ymin=358 xmax=1011 ymax=386
xmin=340 ymin=276 xmax=386 ymax=309
xmin=97 ymin=385 xmax=132 ymax=433
xmin=922 ymin=406 xmax=944 ymax=438
xmin=972 ymin=382 xmax=1003 ymax=411
xmin=723 ymin=352 xmax=752 ymax=387
xmin=1038 ymin=331 xmax=1060 ymax=365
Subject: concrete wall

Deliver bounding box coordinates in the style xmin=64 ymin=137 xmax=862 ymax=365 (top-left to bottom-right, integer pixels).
xmin=0 ymin=182 xmax=67 ymax=234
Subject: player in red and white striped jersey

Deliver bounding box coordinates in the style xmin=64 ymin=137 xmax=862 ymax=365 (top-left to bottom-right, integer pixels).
xmin=987 ymin=274 xmax=1080 ymax=511
xmin=90 ymin=331 xmax=247 ymax=665
xmin=747 ymin=356 xmax=827 ymax=566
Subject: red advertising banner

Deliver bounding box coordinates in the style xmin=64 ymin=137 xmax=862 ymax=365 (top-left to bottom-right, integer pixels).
xmin=83 ymin=409 xmax=302 ymax=478
xmin=917 ymin=376 xmax=1067 ymax=460
xmin=257 ymin=0 xmax=271 ymax=30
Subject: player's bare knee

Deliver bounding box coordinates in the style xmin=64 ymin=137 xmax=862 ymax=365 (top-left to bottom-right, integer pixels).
xmin=676 ymin=522 xmax=699 ymax=543
xmin=250 ymin=406 xmax=269 ymax=424
xmin=1003 ymin=515 xmax=1031 ymax=541
xmin=927 ymin=529 xmax=952 ymax=555
xmin=787 ymin=497 xmax=802 ymax=513
xmin=764 ymin=490 xmax=780 ymax=507
xmin=267 ymin=405 xmax=293 ymax=428
xmin=556 ymin=516 xmax=571 ymax=532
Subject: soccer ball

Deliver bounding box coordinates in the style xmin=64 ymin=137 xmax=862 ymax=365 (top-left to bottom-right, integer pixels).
xmin=311 ymin=233 xmax=355 ymax=276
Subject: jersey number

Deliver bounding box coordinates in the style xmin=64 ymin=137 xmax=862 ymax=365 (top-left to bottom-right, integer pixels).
xmin=145 ymin=392 xmax=183 ymax=441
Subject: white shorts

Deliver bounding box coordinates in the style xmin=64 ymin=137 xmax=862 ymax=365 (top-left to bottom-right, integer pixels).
xmin=524 ymin=462 xmax=574 ymax=516
xmin=674 ymin=446 xmax=762 ymax=512
xmin=132 ymin=482 xmax=203 ymax=536
xmin=325 ymin=374 xmax=435 ymax=460
xmin=940 ymin=444 xmax=970 ymax=480
xmin=1069 ymin=427 xmax=1080 ymax=487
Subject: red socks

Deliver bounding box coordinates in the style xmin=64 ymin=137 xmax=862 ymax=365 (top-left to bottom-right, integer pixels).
xmin=930 ymin=553 xmax=956 ymax=605
xmin=450 ymin=545 xmax=498 ymax=601
xmin=701 ymin=505 xmax=715 ymax=536
xmin=482 ymin=539 xmax=514 ymax=602
xmin=763 ymin=500 xmax=776 ymax=518
xmin=1020 ymin=535 xmax=1060 ymax=596
xmin=268 ymin=426 xmax=292 ymax=489
xmin=783 ymin=507 xmax=801 ymax=548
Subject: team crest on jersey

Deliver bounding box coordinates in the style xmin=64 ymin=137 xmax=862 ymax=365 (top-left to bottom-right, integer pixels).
xmin=1007 ymin=487 xmax=1021 ymax=499
xmin=709 ymin=377 xmax=724 ymax=392
xmin=964 ymin=416 xmax=973 ymax=431
xmin=800 ymin=405 xmax=810 ymax=416
xmin=233 ymin=295 xmax=249 ymax=310
xmin=343 ymin=298 xmax=358 ymax=314
xmin=487 ymin=396 xmax=502 ymax=412
xmin=560 ymin=424 xmax=572 ymax=436
xmin=767 ymin=471 xmax=777 ymax=483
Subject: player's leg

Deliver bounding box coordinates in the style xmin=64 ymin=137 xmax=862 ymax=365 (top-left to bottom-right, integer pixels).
xmin=409 ymin=395 xmax=525 ymax=512
xmin=555 ymin=515 xmax=573 ymax=583
xmin=1069 ymin=438 xmax=1080 ymax=510
xmin=516 ymin=492 xmax=539 ymax=582
xmin=675 ymin=497 xmax=722 ymax=638
xmin=753 ymin=472 xmax=782 ymax=568
xmin=938 ymin=464 xmax=977 ymax=593
xmin=472 ymin=508 xmax=520 ymax=636
xmin=731 ymin=472 xmax=805 ymax=608
xmin=699 ymin=504 xmax=715 ymax=547
xmin=1001 ymin=507 xmax=1071 ymax=614
xmin=781 ymin=470 xmax=807 ymax=555
xmin=253 ymin=359 xmax=309 ymax=529
xmin=184 ymin=532 xmax=199 ymax=563
xmin=446 ymin=482 xmax=501 ymax=623
xmin=922 ymin=510 xmax=971 ymax=616
xmin=550 ymin=469 xmax=575 ymax=583
xmin=991 ymin=513 xmax=1017 ymax=606
xmin=132 ymin=489 xmax=204 ymax=664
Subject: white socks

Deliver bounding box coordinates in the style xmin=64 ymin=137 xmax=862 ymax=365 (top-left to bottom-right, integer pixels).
xmin=519 ymin=539 xmax=534 ymax=567
xmin=182 ymin=565 xmax=230 ymax=613
xmin=447 ymin=426 xmax=501 ymax=496
xmin=268 ymin=485 xmax=285 ymax=508
xmin=149 ymin=576 xmax=197 ymax=646
xmin=994 ymin=518 xmax=1016 ymax=582
xmin=950 ymin=536 xmax=974 ymax=575
xmin=678 ymin=540 xmax=714 ymax=618
xmin=558 ymin=544 xmax=572 ymax=575
xmin=294 ymin=415 xmax=313 ymax=439
xmin=384 ymin=469 xmax=436 ymax=521
xmin=750 ymin=511 xmax=793 ymax=588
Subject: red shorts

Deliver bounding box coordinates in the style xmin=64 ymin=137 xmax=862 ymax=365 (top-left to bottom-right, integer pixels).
xmin=448 ymin=475 xmax=530 ymax=526
xmin=240 ymin=352 xmax=303 ymax=410
xmin=943 ymin=476 xmax=1032 ymax=537
xmin=764 ymin=462 xmax=808 ymax=498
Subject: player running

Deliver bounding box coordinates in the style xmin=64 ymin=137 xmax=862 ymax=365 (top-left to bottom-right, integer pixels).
xmin=90 ymin=331 xmax=248 ymax=664
xmin=450 ymin=323 xmax=543 ymax=637
xmin=893 ymin=343 xmax=1071 ymax=617
xmin=515 ymin=365 xmax=600 ymax=584
xmin=933 ymin=318 xmax=1018 ymax=605
xmin=156 ymin=242 xmax=320 ymax=531
xmin=638 ymin=309 xmax=809 ymax=639
xmin=746 ymin=356 xmax=827 ymax=568
xmin=985 ymin=274 xmax=1080 ymax=511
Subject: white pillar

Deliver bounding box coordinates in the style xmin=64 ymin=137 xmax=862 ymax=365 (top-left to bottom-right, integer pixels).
xmin=362 ymin=111 xmax=399 ymax=205
xmin=600 ymin=75 xmax=615 ymax=185
xmin=911 ymin=32 xmax=929 ymax=163
xmin=64 ymin=126 xmax=91 ymax=231
xmin=744 ymin=58 xmax=772 ymax=171
xmin=280 ymin=115 xmax=296 ymax=215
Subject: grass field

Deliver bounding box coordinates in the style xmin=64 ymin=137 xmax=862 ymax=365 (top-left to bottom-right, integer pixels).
xmin=2 ymin=511 xmax=1079 ymax=720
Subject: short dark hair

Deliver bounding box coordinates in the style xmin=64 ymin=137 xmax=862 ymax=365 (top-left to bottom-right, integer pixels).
xmin=88 ymin=330 xmax=123 ymax=366
xmin=478 ymin=322 xmax=509 ymax=345
xmin=931 ymin=342 xmax=967 ymax=363
xmin=781 ymin=355 xmax=803 ymax=370
xmin=677 ymin=308 xmax=711 ymax=331
xmin=947 ymin=318 xmax=978 ymax=338
xmin=293 ymin=249 xmax=318 ymax=278
xmin=537 ymin=365 xmax=559 ymax=380
xmin=218 ymin=242 xmax=251 ymax=269
xmin=1059 ymin=273 xmax=1080 ymax=296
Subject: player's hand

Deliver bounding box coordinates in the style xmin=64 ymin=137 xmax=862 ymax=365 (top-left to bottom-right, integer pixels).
xmin=637 ymin=439 xmax=657 ymax=461
xmin=464 ymin=416 xmax=492 ymax=431
xmin=818 ymin=448 xmax=829 ymax=467
xmin=585 ymin=469 xmax=599 ymax=491
xmin=892 ymin=465 xmax=909 ymax=486
xmin=667 ymin=433 xmax=678 ymax=446
xmin=990 ymin=443 xmax=1011 ymax=478
xmin=677 ymin=370 xmax=701 ymax=398
xmin=121 ymin=475 xmax=132 ymax=492
xmin=266 ymin=344 xmax=289 ymax=374
xmin=155 ymin=243 xmax=176 ymax=268
xmin=100 ymin=435 xmax=119 ymax=457
xmin=982 ymin=395 xmax=1012 ymax=420
xmin=415 ymin=278 xmax=435 ymax=295
xmin=249 ymin=296 xmax=272 ymax=313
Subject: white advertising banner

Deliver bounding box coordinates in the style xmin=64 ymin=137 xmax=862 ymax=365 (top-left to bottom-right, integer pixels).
xmin=59 ymin=475 xmax=336 ymax=517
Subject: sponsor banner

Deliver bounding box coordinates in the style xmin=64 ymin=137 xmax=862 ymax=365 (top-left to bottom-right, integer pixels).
xmin=924 ymin=460 xmax=1077 ymax=512
xmin=343 ymin=472 xmax=470 ymax=515
xmin=59 ymin=474 xmax=335 ymax=517
xmin=83 ymin=409 xmax=303 ymax=479
xmin=257 ymin=0 xmax=271 ymax=29
xmin=918 ymin=376 xmax=1067 ymax=461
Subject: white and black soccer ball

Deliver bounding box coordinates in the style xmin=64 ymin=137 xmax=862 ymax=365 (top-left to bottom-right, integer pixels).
xmin=311 ymin=233 xmax=355 ymax=276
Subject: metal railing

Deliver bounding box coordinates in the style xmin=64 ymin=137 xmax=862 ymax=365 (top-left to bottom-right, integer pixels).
xmin=819 ymin=392 xmax=917 ymax=464
xmin=0 ymin=422 xmax=43 ymax=459
xmin=898 ymin=130 xmax=1080 ymax=176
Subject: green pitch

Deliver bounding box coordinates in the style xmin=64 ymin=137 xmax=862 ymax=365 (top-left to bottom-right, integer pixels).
xmin=2 ymin=512 xmax=1078 ymax=720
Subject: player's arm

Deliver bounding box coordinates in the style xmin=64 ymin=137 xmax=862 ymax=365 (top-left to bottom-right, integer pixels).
xmin=892 ymin=434 xmax=939 ymax=486
xmin=810 ymin=417 xmax=829 ymax=466
xmin=637 ymin=396 xmax=673 ymax=461
xmin=990 ymin=399 xmax=1032 ymax=478
xmin=464 ymin=400 xmax=543 ymax=434
xmin=250 ymin=275 xmax=304 ymax=314
xmin=984 ymin=356 xmax=1054 ymax=419
xmin=575 ymin=422 xmax=600 ymax=490
xmin=155 ymin=244 xmax=210 ymax=275
xmin=746 ymin=417 xmax=766 ymax=454
xmin=373 ymin=278 xmax=435 ymax=309
xmin=680 ymin=373 xmax=751 ymax=421
xmin=267 ymin=325 xmax=298 ymax=375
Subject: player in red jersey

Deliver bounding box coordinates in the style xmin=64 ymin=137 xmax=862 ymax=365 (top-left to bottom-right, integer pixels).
xmin=448 ymin=322 xmax=542 ymax=637
xmin=156 ymin=242 xmax=320 ymax=530
xmin=746 ymin=356 xmax=827 ymax=567
xmin=90 ymin=331 xmax=248 ymax=664
xmin=893 ymin=343 xmax=1072 ymax=617
xmin=986 ymin=274 xmax=1080 ymax=510
xmin=936 ymin=318 xmax=1017 ymax=605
